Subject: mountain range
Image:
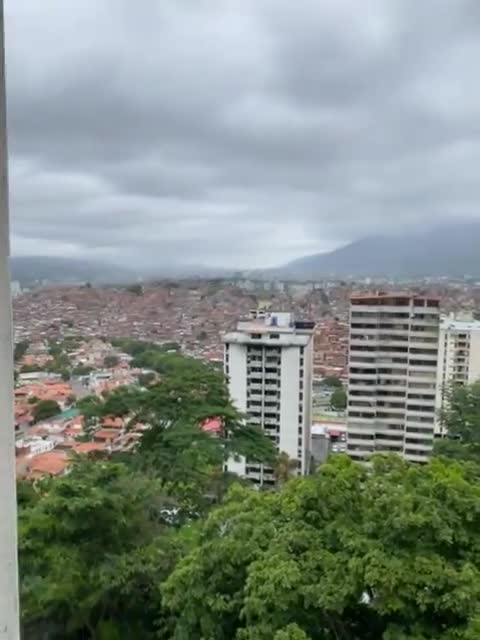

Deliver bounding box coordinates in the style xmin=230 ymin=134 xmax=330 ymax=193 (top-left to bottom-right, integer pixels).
xmin=275 ymin=223 xmax=480 ymax=279
xmin=9 ymin=256 xmax=231 ymax=287
xmin=10 ymin=256 xmax=135 ymax=286
xmin=10 ymin=223 xmax=480 ymax=286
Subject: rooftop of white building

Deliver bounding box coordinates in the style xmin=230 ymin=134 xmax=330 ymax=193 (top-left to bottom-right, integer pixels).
xmin=441 ymin=313 xmax=480 ymax=332
xmin=223 ymin=310 xmax=314 ymax=346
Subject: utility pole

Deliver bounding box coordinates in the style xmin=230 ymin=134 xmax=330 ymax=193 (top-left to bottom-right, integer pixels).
xmin=0 ymin=0 xmax=20 ymax=637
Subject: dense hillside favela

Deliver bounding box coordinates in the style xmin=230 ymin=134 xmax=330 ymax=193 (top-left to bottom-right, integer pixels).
xmin=12 ymin=276 xmax=480 ymax=638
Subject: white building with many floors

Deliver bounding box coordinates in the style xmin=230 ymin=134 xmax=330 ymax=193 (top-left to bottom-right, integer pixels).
xmin=435 ymin=314 xmax=480 ymax=434
xmin=347 ymin=292 xmax=440 ymax=463
xmin=223 ymin=311 xmax=314 ymax=486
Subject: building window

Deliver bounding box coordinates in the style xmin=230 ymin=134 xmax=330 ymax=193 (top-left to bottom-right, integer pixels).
xmin=269 ymin=333 xmax=280 ymax=339
xmin=251 ymin=333 xmax=261 ymax=339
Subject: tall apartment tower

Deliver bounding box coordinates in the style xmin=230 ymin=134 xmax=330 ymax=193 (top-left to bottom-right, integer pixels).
xmin=223 ymin=311 xmax=314 ymax=486
xmin=435 ymin=315 xmax=480 ymax=434
xmin=347 ymin=292 xmax=440 ymax=463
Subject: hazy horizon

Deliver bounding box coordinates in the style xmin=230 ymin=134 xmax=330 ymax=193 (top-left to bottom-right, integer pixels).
xmin=7 ymin=1 xmax=480 ymax=268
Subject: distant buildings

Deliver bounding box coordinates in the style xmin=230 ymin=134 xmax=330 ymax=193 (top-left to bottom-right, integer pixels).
xmin=223 ymin=310 xmax=314 ymax=485
xmin=313 ymin=318 xmax=348 ymax=380
xmin=435 ymin=314 xmax=480 ymax=434
xmin=347 ymin=292 xmax=440 ymax=463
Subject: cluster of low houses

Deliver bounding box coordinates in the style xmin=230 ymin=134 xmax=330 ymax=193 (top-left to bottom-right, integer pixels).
xmin=14 ymin=381 xmax=222 ymax=482
xmin=15 ymin=409 xmax=150 ymax=480
xmin=14 ymin=339 xmax=151 ymax=480
xmin=13 ymin=338 xmax=227 ymax=481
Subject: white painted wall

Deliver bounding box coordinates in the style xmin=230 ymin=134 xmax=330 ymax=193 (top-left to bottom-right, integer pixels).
xmin=279 ymin=347 xmax=301 ymax=464
xmin=468 ymin=331 xmax=480 ymax=384
xmin=434 ymin=326 xmax=447 ymax=435
xmin=226 ymin=343 xmax=247 ymax=476
xmin=302 ymin=338 xmax=314 ymax=472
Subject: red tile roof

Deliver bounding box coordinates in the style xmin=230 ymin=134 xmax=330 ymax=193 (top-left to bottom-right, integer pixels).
xmin=73 ymin=442 xmax=107 ymax=454
xmin=102 ymin=416 xmax=124 ymax=429
xmin=28 ymin=451 xmax=68 ymax=477
xmin=94 ymin=429 xmax=121 ymax=442
xmin=201 ymin=417 xmax=223 ymax=434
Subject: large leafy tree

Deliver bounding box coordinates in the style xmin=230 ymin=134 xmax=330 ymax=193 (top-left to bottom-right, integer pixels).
xmin=19 ymin=459 xmax=186 ymax=639
xmin=81 ymin=343 xmax=275 ymax=506
xmin=14 ymin=340 xmax=30 ymax=363
xmin=330 ymin=387 xmax=347 ymax=410
xmin=163 ymin=454 xmax=480 ymax=640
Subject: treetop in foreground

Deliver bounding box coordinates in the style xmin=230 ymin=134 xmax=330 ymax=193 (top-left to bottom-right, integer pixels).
xmin=164 ymin=454 xmax=480 ymax=640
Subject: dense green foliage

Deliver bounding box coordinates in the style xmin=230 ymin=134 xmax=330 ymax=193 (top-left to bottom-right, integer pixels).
xmin=322 ymin=375 xmax=342 ymax=388
xmin=19 ymin=460 xmax=186 ymax=639
xmin=72 ymin=364 xmax=94 ymax=376
xmin=75 ymin=343 xmax=276 ymax=513
xmin=20 ymin=454 xmax=480 ymax=639
xmin=164 ymin=455 xmax=480 ymax=640
xmin=32 ymin=399 xmax=61 ymax=423
xmin=138 ymin=371 xmax=156 ymax=387
xmin=14 ymin=340 xmax=30 ymax=362
xmin=330 ymin=386 xmax=347 ymax=410
xmin=434 ymin=381 xmax=480 ymax=462
xmin=104 ymin=355 xmax=120 ymax=368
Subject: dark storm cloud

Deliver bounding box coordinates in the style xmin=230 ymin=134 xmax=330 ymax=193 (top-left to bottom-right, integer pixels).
xmin=6 ymin=0 xmax=480 ymax=268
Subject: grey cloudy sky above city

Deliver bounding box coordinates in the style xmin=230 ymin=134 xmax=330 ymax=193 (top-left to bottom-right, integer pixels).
xmin=6 ymin=0 xmax=480 ymax=269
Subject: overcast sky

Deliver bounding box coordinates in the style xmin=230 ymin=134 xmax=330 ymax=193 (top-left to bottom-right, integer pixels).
xmin=5 ymin=0 xmax=480 ymax=269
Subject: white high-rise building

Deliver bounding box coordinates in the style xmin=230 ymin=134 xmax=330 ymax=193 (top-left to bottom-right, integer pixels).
xmin=347 ymin=292 xmax=440 ymax=463
xmin=435 ymin=315 xmax=480 ymax=434
xmin=223 ymin=311 xmax=314 ymax=486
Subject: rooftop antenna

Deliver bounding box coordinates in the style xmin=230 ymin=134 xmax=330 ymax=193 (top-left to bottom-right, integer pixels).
xmin=0 ymin=0 xmax=20 ymax=636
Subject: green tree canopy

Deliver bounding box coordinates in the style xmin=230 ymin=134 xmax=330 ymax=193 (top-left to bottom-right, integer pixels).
xmin=72 ymin=364 xmax=94 ymax=376
xmin=330 ymin=387 xmax=347 ymax=410
xmin=19 ymin=459 xmax=183 ymax=639
xmin=14 ymin=340 xmax=30 ymax=363
xmin=104 ymin=355 xmax=120 ymax=368
xmin=138 ymin=371 xmax=156 ymax=387
xmin=163 ymin=454 xmax=480 ymax=640
xmin=322 ymin=375 xmax=342 ymax=388
xmin=434 ymin=381 xmax=480 ymax=462
xmin=273 ymin=451 xmax=298 ymax=487
xmin=20 ymin=364 xmax=44 ymax=374
xmin=76 ymin=394 xmax=104 ymax=421
xmin=33 ymin=399 xmax=61 ymax=423
xmin=76 ymin=345 xmax=276 ymax=511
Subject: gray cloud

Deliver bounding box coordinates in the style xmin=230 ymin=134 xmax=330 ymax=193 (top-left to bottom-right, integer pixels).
xmin=5 ymin=0 xmax=480 ymax=269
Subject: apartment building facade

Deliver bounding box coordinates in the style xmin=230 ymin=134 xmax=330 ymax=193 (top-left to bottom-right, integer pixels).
xmin=347 ymin=293 xmax=440 ymax=463
xmin=223 ymin=311 xmax=314 ymax=485
xmin=435 ymin=315 xmax=480 ymax=434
